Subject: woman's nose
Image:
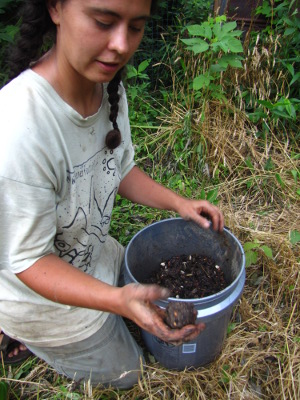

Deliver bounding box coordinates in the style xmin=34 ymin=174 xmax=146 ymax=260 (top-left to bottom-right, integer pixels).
xmin=108 ymin=26 xmax=129 ymax=55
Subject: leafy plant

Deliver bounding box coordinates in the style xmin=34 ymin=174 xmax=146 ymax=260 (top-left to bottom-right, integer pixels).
xmin=243 ymin=240 xmax=273 ymax=267
xmin=0 ymin=0 xmax=21 ymax=86
xmin=125 ymin=60 xmax=160 ymax=130
xmin=181 ymin=15 xmax=244 ymax=98
xmin=199 ymin=187 xmax=219 ymax=205
xmin=244 ymin=0 xmax=300 ymax=136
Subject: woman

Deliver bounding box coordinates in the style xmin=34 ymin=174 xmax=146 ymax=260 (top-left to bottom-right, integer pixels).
xmin=0 ymin=0 xmax=224 ymax=388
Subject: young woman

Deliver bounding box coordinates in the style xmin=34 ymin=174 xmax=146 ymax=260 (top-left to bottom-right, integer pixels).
xmin=0 ymin=0 xmax=224 ymax=389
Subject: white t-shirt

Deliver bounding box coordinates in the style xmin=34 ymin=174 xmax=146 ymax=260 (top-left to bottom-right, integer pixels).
xmin=0 ymin=69 xmax=135 ymax=346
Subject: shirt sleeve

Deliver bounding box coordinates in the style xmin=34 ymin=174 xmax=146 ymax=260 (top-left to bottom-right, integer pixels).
xmin=0 ymin=75 xmax=63 ymax=273
xmin=0 ymin=177 xmax=57 ymax=273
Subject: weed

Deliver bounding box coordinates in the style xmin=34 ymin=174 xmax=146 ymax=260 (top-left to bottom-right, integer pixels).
xmin=181 ymin=15 xmax=244 ymax=116
xmin=244 ymin=240 xmax=273 ymax=267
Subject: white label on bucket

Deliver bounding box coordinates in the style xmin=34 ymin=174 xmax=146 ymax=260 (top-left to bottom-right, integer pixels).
xmin=182 ymin=343 xmax=197 ymax=354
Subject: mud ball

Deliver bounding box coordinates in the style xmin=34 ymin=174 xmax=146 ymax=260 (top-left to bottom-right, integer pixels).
xmin=165 ymin=301 xmax=197 ymax=329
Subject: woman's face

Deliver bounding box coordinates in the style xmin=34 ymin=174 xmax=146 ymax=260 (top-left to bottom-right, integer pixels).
xmin=48 ymin=0 xmax=152 ymax=83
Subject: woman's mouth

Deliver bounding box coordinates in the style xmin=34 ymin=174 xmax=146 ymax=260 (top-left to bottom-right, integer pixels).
xmin=96 ymin=60 xmax=121 ymax=73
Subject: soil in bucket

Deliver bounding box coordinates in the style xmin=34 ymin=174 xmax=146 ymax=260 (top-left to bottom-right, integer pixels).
xmin=143 ymin=253 xmax=227 ymax=299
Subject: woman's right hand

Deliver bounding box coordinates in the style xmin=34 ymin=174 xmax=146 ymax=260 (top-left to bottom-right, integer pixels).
xmin=118 ymin=283 xmax=205 ymax=345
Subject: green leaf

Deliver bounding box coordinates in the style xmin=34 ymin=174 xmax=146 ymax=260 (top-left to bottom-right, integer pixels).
xmin=284 ymin=27 xmax=296 ymax=36
xmin=290 ymin=72 xmax=300 ymax=86
xmin=245 ymin=157 xmax=254 ymax=170
xmin=203 ymin=25 xmax=213 ymax=40
xmin=285 ymin=63 xmax=294 ymax=76
xmin=291 ymin=169 xmax=299 ymax=183
xmin=213 ymin=23 xmax=222 ymax=38
xmin=228 ymin=58 xmax=244 ymax=68
xmin=187 ymin=24 xmax=212 ymax=39
xmin=126 ymin=65 xmax=137 ymax=79
xmin=192 ymin=41 xmax=209 ymax=54
xmin=243 ymin=242 xmax=260 ymax=251
xmin=290 ymin=230 xmax=300 ymax=244
xmin=260 ymin=245 xmax=273 ymax=259
xmin=264 ymin=157 xmax=274 ymax=171
xmin=0 ymin=24 xmax=18 ymax=43
xmin=215 ymin=15 xmax=227 ymax=23
xmin=245 ymin=250 xmax=258 ymax=267
xmin=193 ymin=74 xmax=211 ymax=90
xmin=226 ymin=37 xmax=243 ymax=53
xmin=227 ymin=58 xmax=243 ymax=68
xmin=222 ymin=21 xmax=237 ymax=33
xmin=227 ymin=322 xmax=237 ymax=334
xmin=219 ymin=40 xmax=230 ymax=52
xmin=206 ymin=188 xmax=218 ymax=204
xmin=275 ymin=173 xmax=285 ymax=188
xmin=137 ymin=59 xmax=150 ymax=73
xmin=210 ymin=63 xmax=227 ymax=72
xmin=0 ymin=381 xmax=8 ymax=400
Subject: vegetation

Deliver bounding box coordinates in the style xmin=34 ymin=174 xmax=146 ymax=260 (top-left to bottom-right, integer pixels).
xmin=1 ymin=0 xmax=299 ymax=399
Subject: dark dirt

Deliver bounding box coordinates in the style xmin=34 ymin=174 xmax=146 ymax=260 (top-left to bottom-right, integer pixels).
xmin=165 ymin=301 xmax=197 ymax=329
xmin=143 ymin=254 xmax=227 ymax=299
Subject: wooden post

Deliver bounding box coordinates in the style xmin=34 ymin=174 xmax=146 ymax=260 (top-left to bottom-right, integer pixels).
xmin=214 ymin=0 xmax=228 ymax=15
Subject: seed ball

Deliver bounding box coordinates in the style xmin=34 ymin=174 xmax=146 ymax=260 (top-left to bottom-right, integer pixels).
xmin=165 ymin=301 xmax=197 ymax=329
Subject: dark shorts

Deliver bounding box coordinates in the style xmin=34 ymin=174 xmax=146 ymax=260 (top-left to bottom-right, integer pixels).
xmin=26 ymin=313 xmax=144 ymax=389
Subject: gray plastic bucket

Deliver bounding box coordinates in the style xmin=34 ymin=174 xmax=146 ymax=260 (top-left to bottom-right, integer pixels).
xmin=124 ymin=218 xmax=245 ymax=370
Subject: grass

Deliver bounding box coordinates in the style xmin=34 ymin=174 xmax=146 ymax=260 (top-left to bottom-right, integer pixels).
xmin=1 ymin=24 xmax=299 ymax=400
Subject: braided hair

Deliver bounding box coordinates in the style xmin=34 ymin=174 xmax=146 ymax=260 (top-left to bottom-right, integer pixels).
xmin=8 ymin=0 xmax=159 ymax=150
xmin=106 ymin=68 xmax=124 ymax=149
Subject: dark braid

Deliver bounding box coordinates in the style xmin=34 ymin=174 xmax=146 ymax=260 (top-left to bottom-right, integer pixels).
xmin=106 ymin=68 xmax=124 ymax=150
xmin=8 ymin=0 xmax=57 ymax=81
xmin=105 ymin=1 xmax=159 ymax=150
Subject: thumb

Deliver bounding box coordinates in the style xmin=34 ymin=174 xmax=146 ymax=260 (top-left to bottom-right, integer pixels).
xmin=128 ymin=283 xmax=170 ymax=302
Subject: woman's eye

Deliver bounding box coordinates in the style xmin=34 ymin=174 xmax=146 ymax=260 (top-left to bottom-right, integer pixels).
xmin=129 ymin=24 xmax=145 ymax=33
xmin=96 ymin=20 xmax=112 ymax=29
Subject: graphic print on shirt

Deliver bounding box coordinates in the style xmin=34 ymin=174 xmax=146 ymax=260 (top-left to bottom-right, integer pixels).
xmin=54 ymin=148 xmax=120 ymax=273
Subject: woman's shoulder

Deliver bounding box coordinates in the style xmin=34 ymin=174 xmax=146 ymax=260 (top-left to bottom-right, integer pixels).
xmin=0 ymin=70 xmax=48 ymax=112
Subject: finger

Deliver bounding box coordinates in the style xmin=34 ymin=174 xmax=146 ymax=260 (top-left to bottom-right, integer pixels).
xmin=153 ymin=318 xmax=206 ymax=343
xmin=128 ymin=283 xmax=170 ymax=302
xmin=199 ymin=203 xmax=224 ymax=232
xmin=167 ymin=323 xmax=206 ymax=345
xmin=210 ymin=212 xmax=223 ymax=232
xmin=191 ymin=213 xmax=211 ymax=229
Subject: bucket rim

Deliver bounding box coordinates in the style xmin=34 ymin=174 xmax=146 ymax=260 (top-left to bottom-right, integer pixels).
xmin=124 ymin=217 xmax=246 ymax=302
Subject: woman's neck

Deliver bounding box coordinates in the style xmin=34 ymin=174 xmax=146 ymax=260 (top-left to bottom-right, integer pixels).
xmin=32 ymin=48 xmax=103 ymax=118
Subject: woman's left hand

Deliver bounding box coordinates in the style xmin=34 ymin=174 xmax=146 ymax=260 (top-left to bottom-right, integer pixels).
xmin=119 ymin=167 xmax=224 ymax=232
xmin=175 ymin=198 xmax=224 ymax=232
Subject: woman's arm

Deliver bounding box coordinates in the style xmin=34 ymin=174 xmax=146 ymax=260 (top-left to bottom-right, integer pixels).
xmin=119 ymin=166 xmax=224 ymax=231
xmin=17 ymin=254 xmax=204 ymax=344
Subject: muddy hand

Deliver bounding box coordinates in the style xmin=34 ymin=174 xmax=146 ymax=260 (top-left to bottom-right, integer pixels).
xmin=120 ymin=283 xmax=205 ymax=344
xmin=152 ymin=303 xmax=205 ymax=345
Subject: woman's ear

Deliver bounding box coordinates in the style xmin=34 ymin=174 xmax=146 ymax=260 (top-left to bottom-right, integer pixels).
xmin=46 ymin=0 xmax=62 ymax=25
